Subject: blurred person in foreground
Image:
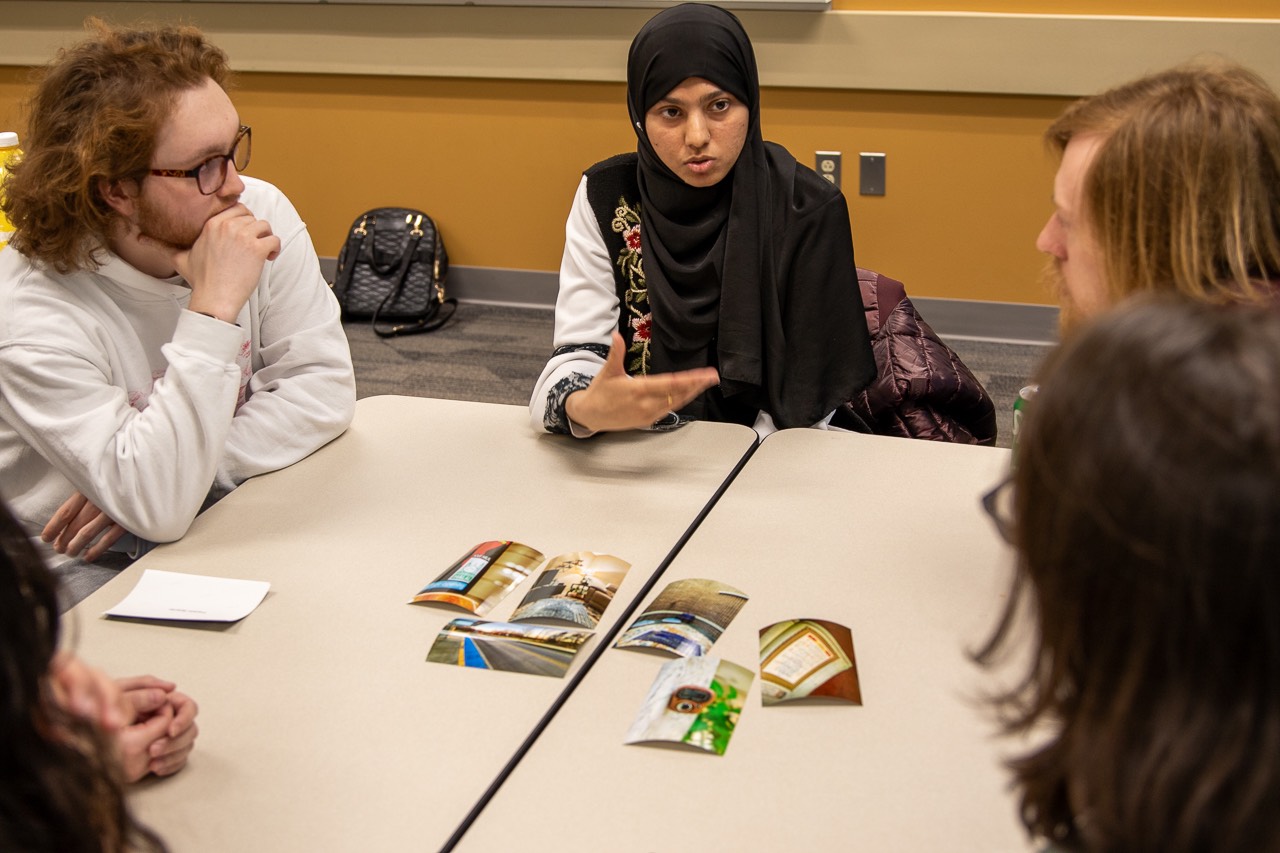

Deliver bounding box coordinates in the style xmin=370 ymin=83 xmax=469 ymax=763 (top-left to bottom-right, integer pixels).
xmin=1036 ymin=60 xmax=1280 ymax=333
xmin=1 ymin=498 xmax=200 ymax=851
xmin=977 ymin=296 xmax=1280 ymax=852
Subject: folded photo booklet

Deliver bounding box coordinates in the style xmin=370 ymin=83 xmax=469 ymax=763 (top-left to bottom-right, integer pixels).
xmin=414 ymin=541 xmax=630 ymax=678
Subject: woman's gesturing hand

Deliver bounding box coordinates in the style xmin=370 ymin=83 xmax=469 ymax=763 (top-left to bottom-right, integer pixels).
xmin=565 ymin=331 xmax=719 ymax=433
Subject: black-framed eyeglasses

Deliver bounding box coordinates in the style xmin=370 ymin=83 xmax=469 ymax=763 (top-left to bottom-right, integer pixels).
xmin=981 ymin=476 xmax=1015 ymax=544
xmin=149 ymin=125 xmax=251 ymax=195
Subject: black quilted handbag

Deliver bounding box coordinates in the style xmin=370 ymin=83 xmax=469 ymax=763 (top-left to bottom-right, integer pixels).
xmin=332 ymin=207 xmax=456 ymax=337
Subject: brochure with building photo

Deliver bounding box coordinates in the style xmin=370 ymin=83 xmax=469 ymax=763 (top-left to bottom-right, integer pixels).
xmin=759 ymin=619 xmax=861 ymax=706
xmin=614 ymin=578 xmax=749 ymax=657
xmin=509 ymin=552 xmax=631 ymax=629
xmin=410 ymin=541 xmax=545 ymax=616
xmin=624 ymin=656 xmax=753 ymax=756
xmin=426 ymin=617 xmax=593 ymax=678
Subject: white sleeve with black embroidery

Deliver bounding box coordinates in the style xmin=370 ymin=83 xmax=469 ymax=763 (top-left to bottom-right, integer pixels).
xmin=528 ymin=176 xmax=622 ymax=435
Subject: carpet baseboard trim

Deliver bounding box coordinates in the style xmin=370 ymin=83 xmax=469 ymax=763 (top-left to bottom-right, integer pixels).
xmin=320 ymin=258 xmax=1058 ymax=345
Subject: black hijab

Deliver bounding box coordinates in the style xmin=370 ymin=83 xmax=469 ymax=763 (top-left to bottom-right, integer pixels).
xmin=626 ymin=3 xmax=874 ymax=427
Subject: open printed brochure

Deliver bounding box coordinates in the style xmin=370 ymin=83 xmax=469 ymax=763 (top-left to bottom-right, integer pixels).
xmin=511 ymin=552 xmax=630 ymax=629
xmin=625 ymin=656 xmax=753 ymax=756
xmin=426 ymin=618 xmax=593 ymax=678
xmin=411 ymin=540 xmax=545 ymax=617
xmin=759 ymin=619 xmax=861 ymax=706
xmin=416 ymin=542 xmax=631 ymax=677
xmin=614 ymin=578 xmax=748 ymax=657
xmin=621 ymin=618 xmax=859 ymax=756
xmin=411 ymin=542 xmax=631 ymax=626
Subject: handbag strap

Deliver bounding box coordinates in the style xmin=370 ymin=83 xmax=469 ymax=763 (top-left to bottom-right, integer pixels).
xmin=369 ymin=215 xmax=458 ymax=337
xmin=373 ymin=296 xmax=458 ymax=338
xmin=369 ymin=223 xmax=424 ymax=331
xmin=333 ymin=215 xmax=371 ymax=297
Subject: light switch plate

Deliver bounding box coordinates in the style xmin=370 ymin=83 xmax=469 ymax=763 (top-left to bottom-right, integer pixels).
xmin=860 ymin=152 xmax=886 ymax=196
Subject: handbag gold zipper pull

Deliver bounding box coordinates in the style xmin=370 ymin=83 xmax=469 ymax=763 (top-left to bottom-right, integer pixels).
xmin=410 ymin=214 xmax=424 ymax=237
xmin=354 ymin=215 xmax=368 ymax=236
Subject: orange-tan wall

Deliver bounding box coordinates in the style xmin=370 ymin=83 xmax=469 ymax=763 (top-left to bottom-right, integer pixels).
xmin=0 ymin=2 xmax=1275 ymax=305
xmin=834 ymin=0 xmax=1274 ymax=12
xmin=0 ymin=68 xmax=1072 ymax=306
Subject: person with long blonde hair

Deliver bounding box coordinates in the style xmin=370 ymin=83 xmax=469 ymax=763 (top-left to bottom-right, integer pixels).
xmin=1036 ymin=61 xmax=1280 ymax=332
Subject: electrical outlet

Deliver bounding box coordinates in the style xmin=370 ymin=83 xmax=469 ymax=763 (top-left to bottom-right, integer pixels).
xmin=860 ymin=152 xmax=886 ymax=196
xmin=815 ymin=151 xmax=841 ymax=189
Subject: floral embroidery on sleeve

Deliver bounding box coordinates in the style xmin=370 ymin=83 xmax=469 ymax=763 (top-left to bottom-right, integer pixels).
xmin=612 ymin=199 xmax=652 ymax=376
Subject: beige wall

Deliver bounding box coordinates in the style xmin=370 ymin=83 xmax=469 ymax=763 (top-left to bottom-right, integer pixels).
xmin=0 ymin=2 xmax=1276 ymax=305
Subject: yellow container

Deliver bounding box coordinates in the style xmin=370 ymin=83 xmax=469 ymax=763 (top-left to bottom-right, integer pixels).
xmin=0 ymin=131 xmax=21 ymax=251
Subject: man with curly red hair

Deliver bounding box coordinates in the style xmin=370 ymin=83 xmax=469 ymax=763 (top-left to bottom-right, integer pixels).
xmin=0 ymin=20 xmax=355 ymax=601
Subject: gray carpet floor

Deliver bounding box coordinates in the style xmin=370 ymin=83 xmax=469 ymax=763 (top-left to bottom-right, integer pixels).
xmin=344 ymin=303 xmax=1051 ymax=449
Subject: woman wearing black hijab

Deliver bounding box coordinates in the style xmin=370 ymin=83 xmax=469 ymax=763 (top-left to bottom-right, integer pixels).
xmin=529 ymin=2 xmax=874 ymax=437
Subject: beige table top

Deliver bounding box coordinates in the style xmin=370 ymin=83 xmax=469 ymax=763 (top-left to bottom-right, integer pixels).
xmin=457 ymin=428 xmax=1030 ymax=852
xmin=68 ymin=395 xmax=758 ymax=853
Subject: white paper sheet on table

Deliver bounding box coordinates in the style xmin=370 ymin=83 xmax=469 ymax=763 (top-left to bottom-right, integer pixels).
xmin=104 ymin=569 xmax=270 ymax=622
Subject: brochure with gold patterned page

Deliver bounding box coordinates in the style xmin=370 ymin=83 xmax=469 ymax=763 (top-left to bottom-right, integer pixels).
xmin=759 ymin=619 xmax=861 ymax=706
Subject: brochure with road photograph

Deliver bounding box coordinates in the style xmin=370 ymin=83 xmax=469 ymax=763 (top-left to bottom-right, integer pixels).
xmin=410 ymin=540 xmax=545 ymax=616
xmin=759 ymin=619 xmax=862 ymax=706
xmin=426 ymin=617 xmax=593 ymax=678
xmin=509 ymin=551 xmax=631 ymax=629
xmin=625 ymin=656 xmax=753 ymax=755
xmin=614 ymin=578 xmax=749 ymax=657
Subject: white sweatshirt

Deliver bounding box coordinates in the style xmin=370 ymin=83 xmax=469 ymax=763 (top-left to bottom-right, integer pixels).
xmin=0 ymin=177 xmax=356 ymax=563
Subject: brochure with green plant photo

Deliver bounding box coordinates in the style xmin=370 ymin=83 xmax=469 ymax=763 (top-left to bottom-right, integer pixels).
xmin=625 ymin=656 xmax=753 ymax=755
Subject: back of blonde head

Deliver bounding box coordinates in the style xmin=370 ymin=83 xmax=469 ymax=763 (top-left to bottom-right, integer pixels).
xmin=1047 ymin=61 xmax=1280 ymax=305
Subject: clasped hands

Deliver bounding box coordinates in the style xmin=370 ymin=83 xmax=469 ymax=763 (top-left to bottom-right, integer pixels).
xmin=565 ymin=331 xmax=720 ymax=433
xmin=50 ymin=653 xmax=199 ymax=781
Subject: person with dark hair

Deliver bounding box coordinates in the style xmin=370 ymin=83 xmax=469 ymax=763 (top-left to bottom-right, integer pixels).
xmin=977 ymin=297 xmax=1280 ymax=851
xmin=1036 ymin=60 xmax=1280 ymax=333
xmin=0 ymin=19 xmax=355 ymax=601
xmin=529 ymin=2 xmax=875 ymax=438
xmin=0 ymin=498 xmax=196 ymax=851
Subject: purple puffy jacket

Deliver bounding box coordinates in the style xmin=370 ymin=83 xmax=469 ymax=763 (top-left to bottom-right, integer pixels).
xmin=836 ymin=269 xmax=997 ymax=445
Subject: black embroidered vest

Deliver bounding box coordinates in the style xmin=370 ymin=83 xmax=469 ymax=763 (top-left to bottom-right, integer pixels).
xmin=584 ymin=154 xmax=653 ymax=376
